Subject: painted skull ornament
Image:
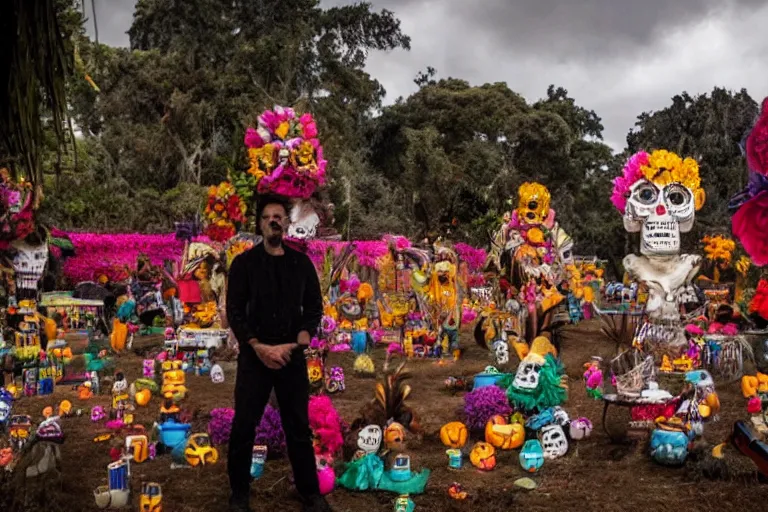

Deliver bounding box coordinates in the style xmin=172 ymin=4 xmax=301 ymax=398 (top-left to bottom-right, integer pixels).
xmin=287 ymin=200 xmax=320 ymax=240
xmin=513 ymin=359 xmax=542 ymax=390
xmin=492 ymin=340 xmax=509 ymax=366
xmin=540 ymin=424 xmax=568 ymax=459
xmin=11 ymin=240 xmax=48 ymax=292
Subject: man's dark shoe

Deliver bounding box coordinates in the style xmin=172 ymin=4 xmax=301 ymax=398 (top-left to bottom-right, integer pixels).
xmin=228 ymin=495 xmax=253 ymax=512
xmin=302 ymin=494 xmax=334 ymax=512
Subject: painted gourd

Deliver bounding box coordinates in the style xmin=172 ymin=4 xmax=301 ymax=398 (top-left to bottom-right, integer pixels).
xmin=519 ymin=439 xmax=545 ymax=473
xmin=135 ymin=389 xmax=152 ymax=407
xmin=439 ymin=422 xmax=468 ymax=449
xmin=384 ymin=422 xmax=406 ymax=450
xmin=469 ymin=442 xmax=497 ymax=471
xmin=484 ymin=415 xmax=524 ymax=450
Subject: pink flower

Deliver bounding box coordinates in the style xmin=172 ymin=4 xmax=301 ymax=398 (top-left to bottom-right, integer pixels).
xmin=299 ymin=113 xmax=314 ymax=125
xmin=746 ymin=97 xmax=768 ymax=177
xmin=454 ymin=243 xmax=487 ymax=272
xmin=611 ymin=151 xmax=649 ymax=213
xmin=733 ymin=190 xmax=768 ymax=266
xmin=684 ymin=324 xmax=704 ymax=336
xmin=244 ymin=127 xmax=264 ymax=148
xmin=303 ymin=122 xmax=318 ymax=139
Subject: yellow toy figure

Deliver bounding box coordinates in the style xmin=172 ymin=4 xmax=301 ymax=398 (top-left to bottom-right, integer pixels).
xmin=429 ymin=248 xmax=462 ymax=360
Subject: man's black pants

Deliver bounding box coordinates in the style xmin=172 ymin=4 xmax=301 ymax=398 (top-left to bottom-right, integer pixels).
xmin=227 ymin=351 xmax=319 ymax=500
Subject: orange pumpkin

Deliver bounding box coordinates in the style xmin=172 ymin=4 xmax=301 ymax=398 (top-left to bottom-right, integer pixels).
xmin=440 ymin=422 xmax=468 ymax=449
xmin=469 ymin=442 xmax=497 ymax=471
xmin=384 ymin=422 xmax=406 ymax=450
xmin=135 ymin=389 xmax=152 ymax=407
xmin=485 ymin=415 xmax=524 ymax=450
xmin=742 ymin=375 xmax=758 ymax=398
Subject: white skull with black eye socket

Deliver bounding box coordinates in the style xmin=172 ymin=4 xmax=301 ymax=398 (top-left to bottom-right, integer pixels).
xmin=287 ymin=201 xmax=320 ymax=240
xmin=624 ymin=179 xmax=695 ymax=256
xmin=541 ymin=424 xmax=568 ymax=459
xmin=11 ymin=241 xmax=48 ymax=291
xmin=513 ymin=359 xmax=542 ymax=390
xmin=492 ymin=340 xmax=509 ymax=366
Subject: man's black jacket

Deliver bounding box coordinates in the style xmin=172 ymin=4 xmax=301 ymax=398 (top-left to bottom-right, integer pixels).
xmin=226 ymin=242 xmax=323 ymax=358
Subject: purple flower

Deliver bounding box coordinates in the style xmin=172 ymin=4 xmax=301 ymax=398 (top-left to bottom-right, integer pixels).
xmin=463 ymin=385 xmax=513 ymax=430
xmin=208 ymin=407 xmax=236 ymax=445
xmin=254 ymin=404 xmax=287 ymax=457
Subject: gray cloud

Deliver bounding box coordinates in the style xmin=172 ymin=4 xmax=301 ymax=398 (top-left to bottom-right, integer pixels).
xmin=90 ymin=0 xmax=768 ymax=150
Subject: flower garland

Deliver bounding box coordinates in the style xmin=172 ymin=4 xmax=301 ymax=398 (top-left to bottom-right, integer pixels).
xmin=244 ymin=106 xmax=327 ymax=199
xmin=204 ymin=181 xmax=247 ymax=243
xmin=611 ymin=150 xmax=705 ymax=214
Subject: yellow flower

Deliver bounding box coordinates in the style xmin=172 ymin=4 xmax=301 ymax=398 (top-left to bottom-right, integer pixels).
xmin=248 ymin=144 xmax=275 ymax=178
xmin=275 ymin=122 xmax=289 ymax=140
xmin=640 ymin=149 xmax=702 ymax=191
xmin=735 ymin=255 xmax=751 ymax=276
xmin=702 ymin=235 xmax=736 ymax=262
xmin=291 ymin=140 xmax=317 ymax=171
xmin=527 ymin=227 xmax=545 ymax=245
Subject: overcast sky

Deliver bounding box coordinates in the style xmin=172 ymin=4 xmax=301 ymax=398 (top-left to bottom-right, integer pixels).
xmin=84 ymin=0 xmax=768 ymax=151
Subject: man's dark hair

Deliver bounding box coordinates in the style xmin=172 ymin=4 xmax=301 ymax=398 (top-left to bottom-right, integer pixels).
xmin=254 ymin=194 xmax=292 ymax=235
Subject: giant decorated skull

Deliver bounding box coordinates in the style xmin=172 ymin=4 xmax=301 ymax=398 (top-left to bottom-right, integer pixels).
xmin=624 ymin=179 xmax=696 ymax=256
xmin=613 ymin=150 xmax=705 ymax=257
xmin=11 ymin=240 xmax=48 ymax=292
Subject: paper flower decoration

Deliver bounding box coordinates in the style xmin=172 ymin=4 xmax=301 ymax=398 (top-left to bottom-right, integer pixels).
xmin=204 ymin=181 xmax=247 ymax=242
xmin=732 ymin=190 xmax=768 ymax=266
xmin=244 ymin=106 xmax=327 ymax=199
xmin=0 ymin=169 xmax=35 ymax=249
xmin=747 ymin=97 xmax=768 ymax=177
xmin=254 ymin=404 xmax=287 ymax=457
xmin=463 ymin=385 xmax=513 ymax=431
xmin=701 ymin=235 xmax=736 ymax=263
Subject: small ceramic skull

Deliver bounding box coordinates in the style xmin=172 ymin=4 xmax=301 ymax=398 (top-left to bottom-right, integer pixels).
xmin=492 ymin=340 xmax=509 ymax=366
xmin=541 ymin=424 xmax=568 ymax=459
xmin=11 ymin=240 xmax=48 ymax=291
xmin=624 ymin=179 xmax=695 ymax=256
xmin=513 ymin=359 xmax=542 ymax=390
xmin=210 ymin=364 xmax=225 ymax=384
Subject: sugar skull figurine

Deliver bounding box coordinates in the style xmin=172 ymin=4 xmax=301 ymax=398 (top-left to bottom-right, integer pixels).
xmin=507 ymin=337 xmax=567 ymax=413
xmin=612 ymin=150 xmax=705 ymax=358
xmin=210 ymin=364 xmax=225 ymax=384
xmin=540 ymin=424 xmax=568 ymax=459
xmin=11 ymin=240 xmax=48 ymax=296
xmin=325 ymin=366 xmax=345 ymax=393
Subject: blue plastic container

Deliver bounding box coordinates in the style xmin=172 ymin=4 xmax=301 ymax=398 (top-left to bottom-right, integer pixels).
xmin=157 ymin=420 xmax=191 ymax=449
xmin=473 ymin=372 xmax=509 ymax=389
xmin=351 ymin=331 xmax=368 ymax=354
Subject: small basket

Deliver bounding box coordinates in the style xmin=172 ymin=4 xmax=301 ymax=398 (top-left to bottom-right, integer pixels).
xmin=611 ymin=349 xmax=655 ymax=397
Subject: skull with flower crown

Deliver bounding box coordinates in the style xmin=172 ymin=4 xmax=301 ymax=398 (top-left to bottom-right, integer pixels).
xmin=612 ymin=150 xmax=706 ymax=256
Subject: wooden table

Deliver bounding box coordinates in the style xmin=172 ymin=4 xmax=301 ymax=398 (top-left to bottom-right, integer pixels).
xmin=601 ymin=393 xmax=674 ymax=441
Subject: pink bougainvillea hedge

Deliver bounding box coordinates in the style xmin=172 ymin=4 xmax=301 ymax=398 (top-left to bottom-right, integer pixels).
xmin=60 ymin=232 xmax=486 ymax=284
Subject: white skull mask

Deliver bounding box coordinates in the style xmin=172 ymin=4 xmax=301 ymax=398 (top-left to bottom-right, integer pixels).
xmin=541 ymin=424 xmax=568 ymax=459
xmin=513 ymin=359 xmax=542 ymax=390
xmin=287 ymin=201 xmax=320 ymax=240
xmin=11 ymin=241 xmax=48 ymax=291
xmin=492 ymin=341 xmax=509 ymax=366
xmin=624 ymin=179 xmax=695 ymax=256
xmin=210 ymin=364 xmax=225 ymax=384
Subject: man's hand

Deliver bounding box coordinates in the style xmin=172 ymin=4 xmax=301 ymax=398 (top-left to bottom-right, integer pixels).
xmin=297 ymin=330 xmax=311 ymax=346
xmin=249 ymin=339 xmax=296 ymax=370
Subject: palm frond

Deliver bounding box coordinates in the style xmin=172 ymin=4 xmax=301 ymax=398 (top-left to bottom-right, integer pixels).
xmin=0 ymin=0 xmax=74 ymax=193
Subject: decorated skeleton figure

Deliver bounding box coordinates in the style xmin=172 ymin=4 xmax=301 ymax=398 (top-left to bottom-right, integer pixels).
xmin=540 ymin=424 xmax=568 ymax=459
xmin=612 ymin=150 xmax=705 ymax=359
xmin=11 ymin=240 xmax=48 ymax=296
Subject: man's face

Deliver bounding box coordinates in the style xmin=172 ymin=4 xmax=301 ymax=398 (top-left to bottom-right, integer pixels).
xmin=260 ymin=203 xmax=288 ymax=246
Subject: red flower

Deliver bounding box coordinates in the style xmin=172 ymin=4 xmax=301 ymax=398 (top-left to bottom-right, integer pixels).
xmin=747 ymin=97 xmax=768 ymax=177
xmin=750 ymin=279 xmax=768 ymax=321
xmin=732 ymin=190 xmax=768 ymax=266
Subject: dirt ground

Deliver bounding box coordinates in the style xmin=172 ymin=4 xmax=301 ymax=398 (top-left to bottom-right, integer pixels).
xmin=5 ymin=320 xmax=768 ymax=512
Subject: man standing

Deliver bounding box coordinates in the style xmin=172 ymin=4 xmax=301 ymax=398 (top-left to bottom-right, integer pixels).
xmin=226 ymin=195 xmax=332 ymax=512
